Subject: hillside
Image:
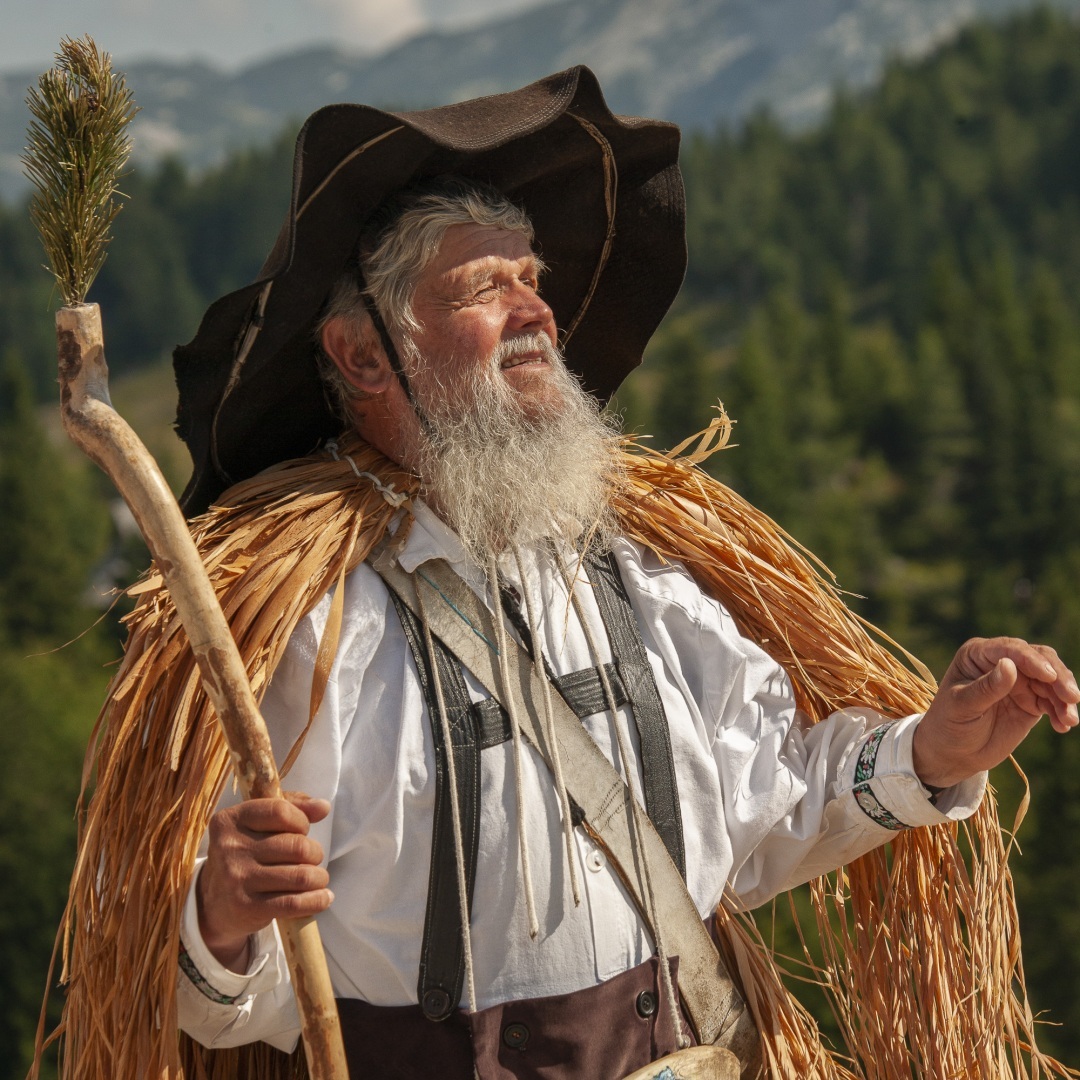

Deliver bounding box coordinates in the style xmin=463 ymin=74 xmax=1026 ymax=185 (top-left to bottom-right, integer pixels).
xmin=2 ymin=0 xmax=1079 ymax=200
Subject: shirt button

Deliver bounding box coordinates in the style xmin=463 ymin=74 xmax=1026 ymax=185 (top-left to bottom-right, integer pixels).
xmin=586 ymin=848 xmax=606 ymax=873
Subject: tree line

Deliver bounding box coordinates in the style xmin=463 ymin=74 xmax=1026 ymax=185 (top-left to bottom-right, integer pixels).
xmin=3 ymin=6 xmax=1080 ymax=1073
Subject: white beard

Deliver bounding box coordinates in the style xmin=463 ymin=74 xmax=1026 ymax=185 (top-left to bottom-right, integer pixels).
xmin=407 ymin=334 xmax=623 ymax=563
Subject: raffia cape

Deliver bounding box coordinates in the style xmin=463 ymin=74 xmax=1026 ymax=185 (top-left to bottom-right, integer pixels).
xmin=38 ymin=420 xmax=1075 ymax=1079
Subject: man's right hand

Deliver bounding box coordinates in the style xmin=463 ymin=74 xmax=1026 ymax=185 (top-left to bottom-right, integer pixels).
xmin=197 ymin=792 xmax=334 ymax=971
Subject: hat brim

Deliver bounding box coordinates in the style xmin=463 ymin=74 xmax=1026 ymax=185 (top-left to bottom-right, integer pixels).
xmin=174 ymin=66 xmax=685 ymax=515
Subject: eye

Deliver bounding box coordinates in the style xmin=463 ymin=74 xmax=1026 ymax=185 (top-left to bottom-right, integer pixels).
xmin=471 ymin=282 xmax=499 ymax=301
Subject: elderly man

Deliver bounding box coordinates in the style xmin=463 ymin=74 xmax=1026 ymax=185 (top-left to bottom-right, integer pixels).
xmin=51 ymin=68 xmax=1069 ymax=1080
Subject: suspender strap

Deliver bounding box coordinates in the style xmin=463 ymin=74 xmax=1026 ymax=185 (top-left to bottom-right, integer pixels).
xmin=388 ymin=592 xmax=481 ymax=1021
xmin=398 ymin=551 xmax=685 ymax=1021
xmin=477 ymin=662 xmax=629 ymax=747
xmin=586 ymin=550 xmax=687 ymax=880
xmin=374 ymin=551 xmax=757 ymax=1059
xmin=393 ymin=589 xmax=635 ymax=1019
xmin=495 ymin=555 xmax=685 ymax=875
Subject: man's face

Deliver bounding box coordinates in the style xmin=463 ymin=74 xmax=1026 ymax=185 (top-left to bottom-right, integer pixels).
xmin=371 ymin=219 xmax=618 ymax=560
xmin=404 ymin=223 xmax=561 ymax=417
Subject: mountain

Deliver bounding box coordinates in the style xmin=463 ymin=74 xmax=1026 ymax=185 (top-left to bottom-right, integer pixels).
xmin=2 ymin=0 xmax=1078 ymax=202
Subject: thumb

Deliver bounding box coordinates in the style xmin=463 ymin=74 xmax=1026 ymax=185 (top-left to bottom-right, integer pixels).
xmin=283 ymin=791 xmax=332 ymax=824
xmin=952 ymin=656 xmax=1017 ymax=715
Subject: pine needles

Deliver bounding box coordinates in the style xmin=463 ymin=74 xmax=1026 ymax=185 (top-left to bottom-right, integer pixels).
xmin=22 ymin=36 xmax=138 ymax=307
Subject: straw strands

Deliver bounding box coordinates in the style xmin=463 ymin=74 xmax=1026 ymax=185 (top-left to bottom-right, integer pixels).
xmin=616 ymin=418 xmax=1075 ymax=1079
xmin=34 ymin=425 xmax=1075 ymax=1079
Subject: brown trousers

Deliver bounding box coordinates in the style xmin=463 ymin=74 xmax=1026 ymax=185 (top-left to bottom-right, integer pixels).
xmin=337 ymin=957 xmax=696 ymax=1079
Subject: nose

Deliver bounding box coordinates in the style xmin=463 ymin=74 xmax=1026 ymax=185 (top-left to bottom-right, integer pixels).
xmin=508 ymin=280 xmax=555 ymax=338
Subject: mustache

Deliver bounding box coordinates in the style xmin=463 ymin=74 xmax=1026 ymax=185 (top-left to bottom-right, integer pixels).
xmin=490 ymin=333 xmax=562 ymax=369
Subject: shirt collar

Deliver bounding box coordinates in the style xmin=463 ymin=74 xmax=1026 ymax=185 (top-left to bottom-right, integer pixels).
xmin=392 ymin=500 xmax=583 ymax=590
xmin=396 ymin=499 xmax=470 ymax=574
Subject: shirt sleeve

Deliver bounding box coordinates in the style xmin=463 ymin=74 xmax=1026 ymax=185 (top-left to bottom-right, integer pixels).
xmin=176 ymin=860 xmax=301 ymax=1052
xmin=175 ymin=602 xmax=342 ymax=1052
xmin=726 ymin=706 xmax=985 ymax=910
xmin=609 ymin=536 xmax=986 ymax=913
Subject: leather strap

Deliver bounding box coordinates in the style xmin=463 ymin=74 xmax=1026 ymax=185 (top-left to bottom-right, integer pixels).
xmin=495 ymin=556 xmax=685 ymax=876
xmin=373 ymin=548 xmax=757 ymax=1058
xmin=394 ymin=581 xmax=655 ymax=1021
xmin=389 ymin=592 xmax=481 ymax=1021
xmin=586 ymin=550 xmax=687 ymax=879
xmin=475 ymin=663 xmax=629 ymax=747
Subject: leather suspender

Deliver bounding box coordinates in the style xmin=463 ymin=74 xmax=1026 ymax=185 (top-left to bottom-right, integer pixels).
xmin=389 ymin=551 xmax=683 ymax=1020
xmin=587 ymin=551 xmax=687 ymax=880
xmin=389 ymin=591 xmax=481 ymax=1021
xmin=373 ymin=550 xmax=757 ymax=1058
xmin=494 ymin=554 xmax=686 ymax=879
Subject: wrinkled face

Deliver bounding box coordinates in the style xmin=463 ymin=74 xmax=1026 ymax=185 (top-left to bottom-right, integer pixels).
xmin=376 ymin=221 xmax=619 ymax=560
xmin=404 ymin=222 xmax=562 ymax=417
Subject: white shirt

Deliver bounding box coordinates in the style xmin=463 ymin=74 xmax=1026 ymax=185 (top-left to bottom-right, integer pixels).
xmin=178 ymin=502 xmax=985 ymax=1051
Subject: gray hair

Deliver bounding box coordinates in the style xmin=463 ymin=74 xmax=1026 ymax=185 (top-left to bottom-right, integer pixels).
xmin=317 ymin=178 xmax=535 ymax=412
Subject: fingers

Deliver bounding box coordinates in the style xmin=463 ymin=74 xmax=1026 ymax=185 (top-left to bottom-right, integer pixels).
xmin=198 ymin=793 xmax=335 ymax=965
xmin=211 ymin=795 xmax=331 ymax=873
xmin=958 ymin=638 xmax=1079 ymax=727
xmin=251 ymin=886 xmax=336 ymax=922
xmin=948 ymin=655 xmax=1019 ymax=718
xmin=231 ymin=794 xmax=331 ymax=838
xmin=248 ymin=829 xmax=325 ymax=870
xmin=284 ymin=790 xmax=333 ymax=824
xmin=971 ymin=639 xmax=1076 ymax=692
xmin=983 ymin=655 xmax=1017 ymax=701
xmin=1012 ymin=643 xmax=1080 ymax=729
xmin=1032 ymin=645 xmax=1080 ymax=722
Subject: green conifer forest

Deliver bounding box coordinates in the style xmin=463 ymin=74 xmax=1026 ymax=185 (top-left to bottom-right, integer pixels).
xmin=3 ymin=7 xmax=1080 ymax=1074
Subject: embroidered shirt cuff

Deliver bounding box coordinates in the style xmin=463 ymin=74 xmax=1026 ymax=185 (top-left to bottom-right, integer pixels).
xmin=180 ymin=859 xmax=281 ymax=1003
xmin=846 ymin=715 xmax=986 ymax=832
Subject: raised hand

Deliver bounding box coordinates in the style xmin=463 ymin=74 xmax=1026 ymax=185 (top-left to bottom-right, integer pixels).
xmin=913 ymin=637 xmax=1080 ymax=790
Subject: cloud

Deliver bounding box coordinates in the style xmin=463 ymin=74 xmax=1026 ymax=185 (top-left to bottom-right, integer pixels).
xmin=7 ymin=0 xmax=443 ymax=75
xmin=309 ymin=0 xmax=428 ymax=50
xmin=416 ymin=0 xmax=551 ymax=30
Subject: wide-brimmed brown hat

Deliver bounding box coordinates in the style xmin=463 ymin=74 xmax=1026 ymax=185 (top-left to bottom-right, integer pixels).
xmin=174 ymin=65 xmax=686 ymax=515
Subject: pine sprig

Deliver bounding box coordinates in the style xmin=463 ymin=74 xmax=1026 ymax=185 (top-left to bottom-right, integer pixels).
xmin=22 ymin=36 xmax=138 ymax=307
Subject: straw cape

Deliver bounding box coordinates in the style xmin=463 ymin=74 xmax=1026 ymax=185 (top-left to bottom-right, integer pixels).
xmin=39 ymin=418 xmax=1074 ymax=1079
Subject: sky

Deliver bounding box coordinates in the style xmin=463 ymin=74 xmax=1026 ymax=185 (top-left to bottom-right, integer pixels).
xmin=6 ymin=0 xmax=546 ymax=75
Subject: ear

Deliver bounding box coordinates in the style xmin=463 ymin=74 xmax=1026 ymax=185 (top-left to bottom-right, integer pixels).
xmin=320 ymin=314 xmax=395 ymax=396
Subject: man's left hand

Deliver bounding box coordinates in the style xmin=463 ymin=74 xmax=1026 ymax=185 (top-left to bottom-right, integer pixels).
xmin=913 ymin=637 xmax=1080 ymax=790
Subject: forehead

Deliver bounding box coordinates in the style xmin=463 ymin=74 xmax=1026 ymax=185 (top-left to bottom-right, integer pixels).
xmin=422 ymin=223 xmax=538 ymax=283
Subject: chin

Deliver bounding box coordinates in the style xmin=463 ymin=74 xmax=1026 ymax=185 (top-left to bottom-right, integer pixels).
xmin=514 ymin=378 xmax=567 ymax=419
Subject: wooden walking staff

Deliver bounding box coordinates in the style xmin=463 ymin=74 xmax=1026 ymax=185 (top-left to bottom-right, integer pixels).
xmin=24 ymin=37 xmax=348 ymax=1079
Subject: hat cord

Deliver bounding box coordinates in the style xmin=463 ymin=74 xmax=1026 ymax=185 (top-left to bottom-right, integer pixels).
xmin=354 ymin=270 xmax=425 ymax=417
xmin=561 ymin=115 xmax=618 ymax=346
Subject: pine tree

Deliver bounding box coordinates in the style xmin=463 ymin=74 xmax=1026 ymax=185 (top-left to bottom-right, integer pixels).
xmin=0 ymin=349 xmax=110 ymax=645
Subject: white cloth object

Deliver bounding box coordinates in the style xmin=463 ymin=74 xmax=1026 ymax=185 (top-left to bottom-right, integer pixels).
xmin=178 ymin=501 xmax=985 ymax=1051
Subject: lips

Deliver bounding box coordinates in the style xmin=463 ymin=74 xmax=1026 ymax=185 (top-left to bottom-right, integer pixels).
xmin=501 ymin=353 xmax=545 ymax=369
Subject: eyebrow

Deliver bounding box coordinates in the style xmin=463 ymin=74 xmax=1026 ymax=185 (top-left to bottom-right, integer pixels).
xmin=456 ymin=253 xmax=546 ymax=294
